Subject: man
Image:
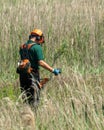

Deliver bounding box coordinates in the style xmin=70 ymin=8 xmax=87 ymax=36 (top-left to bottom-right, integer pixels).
xmin=18 ymin=29 xmax=61 ymax=105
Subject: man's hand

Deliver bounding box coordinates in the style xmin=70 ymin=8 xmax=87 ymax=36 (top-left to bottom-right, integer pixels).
xmin=52 ymin=68 xmax=61 ymax=75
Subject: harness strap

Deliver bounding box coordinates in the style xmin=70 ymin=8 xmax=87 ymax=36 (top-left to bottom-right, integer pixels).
xmin=20 ymin=43 xmax=36 ymax=50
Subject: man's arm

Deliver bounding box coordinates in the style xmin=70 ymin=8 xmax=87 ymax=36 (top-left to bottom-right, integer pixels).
xmin=38 ymin=60 xmax=53 ymax=72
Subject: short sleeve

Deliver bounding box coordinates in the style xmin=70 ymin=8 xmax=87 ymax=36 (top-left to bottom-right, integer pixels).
xmin=34 ymin=45 xmax=44 ymax=60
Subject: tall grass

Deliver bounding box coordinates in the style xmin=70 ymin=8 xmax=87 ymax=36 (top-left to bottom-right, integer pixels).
xmin=0 ymin=0 xmax=104 ymax=129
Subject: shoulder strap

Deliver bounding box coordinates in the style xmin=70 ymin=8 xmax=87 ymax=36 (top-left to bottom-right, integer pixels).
xmin=20 ymin=43 xmax=36 ymax=50
xmin=27 ymin=43 xmax=36 ymax=49
xmin=19 ymin=43 xmax=36 ymax=60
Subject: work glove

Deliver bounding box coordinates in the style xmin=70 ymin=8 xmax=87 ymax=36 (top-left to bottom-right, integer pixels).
xmin=52 ymin=68 xmax=61 ymax=75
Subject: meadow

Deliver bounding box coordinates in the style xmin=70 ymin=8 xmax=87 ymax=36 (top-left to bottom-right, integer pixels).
xmin=0 ymin=0 xmax=104 ymax=129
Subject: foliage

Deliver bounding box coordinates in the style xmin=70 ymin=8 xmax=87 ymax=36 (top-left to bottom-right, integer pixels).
xmin=0 ymin=0 xmax=104 ymax=130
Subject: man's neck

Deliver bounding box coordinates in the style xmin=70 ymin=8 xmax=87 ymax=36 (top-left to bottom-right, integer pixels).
xmin=30 ymin=38 xmax=35 ymax=42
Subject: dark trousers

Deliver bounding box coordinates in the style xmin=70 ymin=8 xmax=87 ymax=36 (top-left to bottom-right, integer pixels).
xmin=19 ymin=70 xmax=40 ymax=104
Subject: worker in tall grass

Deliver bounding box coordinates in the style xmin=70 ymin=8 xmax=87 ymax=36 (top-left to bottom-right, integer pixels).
xmin=17 ymin=29 xmax=61 ymax=106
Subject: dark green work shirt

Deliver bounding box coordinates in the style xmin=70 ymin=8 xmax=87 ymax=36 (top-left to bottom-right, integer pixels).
xmin=20 ymin=40 xmax=44 ymax=70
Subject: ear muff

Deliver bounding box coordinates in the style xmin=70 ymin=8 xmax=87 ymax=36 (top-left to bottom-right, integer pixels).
xmin=35 ymin=34 xmax=44 ymax=43
xmin=36 ymin=36 xmax=41 ymax=40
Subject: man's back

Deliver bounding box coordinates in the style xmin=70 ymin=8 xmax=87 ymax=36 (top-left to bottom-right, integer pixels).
xmin=20 ymin=40 xmax=44 ymax=70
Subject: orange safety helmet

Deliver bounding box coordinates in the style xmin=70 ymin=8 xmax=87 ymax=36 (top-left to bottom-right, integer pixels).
xmin=30 ymin=29 xmax=45 ymax=43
